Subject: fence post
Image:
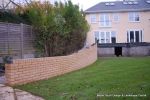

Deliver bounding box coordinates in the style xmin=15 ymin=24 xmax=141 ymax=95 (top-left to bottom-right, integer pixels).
xmin=7 ymin=23 xmax=10 ymax=54
xmin=20 ymin=23 xmax=24 ymax=59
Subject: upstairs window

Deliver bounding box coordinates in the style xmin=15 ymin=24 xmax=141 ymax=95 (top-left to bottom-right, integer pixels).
xmin=129 ymin=12 xmax=140 ymax=22
xmin=113 ymin=14 xmax=119 ymax=22
xmin=90 ymin=15 xmax=97 ymax=23
xmin=100 ymin=14 xmax=111 ymax=27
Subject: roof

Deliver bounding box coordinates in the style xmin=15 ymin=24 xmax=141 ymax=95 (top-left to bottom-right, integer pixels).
xmin=85 ymin=0 xmax=150 ymax=13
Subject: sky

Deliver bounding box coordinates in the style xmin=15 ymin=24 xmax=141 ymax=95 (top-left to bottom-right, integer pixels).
xmin=70 ymin=0 xmax=120 ymax=10
xmin=21 ymin=0 xmax=121 ymax=10
xmin=3 ymin=0 xmax=121 ymax=10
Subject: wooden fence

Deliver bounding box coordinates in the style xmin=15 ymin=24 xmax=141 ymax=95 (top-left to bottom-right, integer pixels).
xmin=0 ymin=22 xmax=34 ymax=59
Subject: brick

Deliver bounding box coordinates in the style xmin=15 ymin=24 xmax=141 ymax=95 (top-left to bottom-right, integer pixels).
xmin=5 ymin=45 xmax=97 ymax=85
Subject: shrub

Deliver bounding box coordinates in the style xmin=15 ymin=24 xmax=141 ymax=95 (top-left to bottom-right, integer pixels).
xmin=16 ymin=1 xmax=89 ymax=57
xmin=0 ymin=10 xmax=30 ymax=24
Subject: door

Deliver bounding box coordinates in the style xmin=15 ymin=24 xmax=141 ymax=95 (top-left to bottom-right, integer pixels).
xmin=130 ymin=31 xmax=134 ymax=43
xmin=115 ymin=47 xmax=122 ymax=57
xmin=127 ymin=30 xmax=142 ymax=43
xmin=135 ymin=31 xmax=140 ymax=42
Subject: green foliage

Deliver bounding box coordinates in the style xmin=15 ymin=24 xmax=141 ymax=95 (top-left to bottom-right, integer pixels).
xmin=0 ymin=11 xmax=30 ymax=24
xmin=20 ymin=1 xmax=89 ymax=57
xmin=0 ymin=1 xmax=89 ymax=57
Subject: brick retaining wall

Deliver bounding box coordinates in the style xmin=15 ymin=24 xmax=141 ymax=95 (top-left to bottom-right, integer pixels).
xmin=5 ymin=45 xmax=97 ymax=85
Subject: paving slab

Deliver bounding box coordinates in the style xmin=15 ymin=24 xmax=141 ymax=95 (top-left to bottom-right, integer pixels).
xmin=0 ymin=84 xmax=5 ymax=87
xmin=0 ymin=84 xmax=44 ymax=100
xmin=15 ymin=89 xmax=44 ymax=100
xmin=0 ymin=85 xmax=15 ymax=100
xmin=0 ymin=76 xmax=6 ymax=84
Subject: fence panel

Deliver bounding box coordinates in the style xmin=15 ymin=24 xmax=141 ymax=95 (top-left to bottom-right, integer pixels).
xmin=0 ymin=22 xmax=34 ymax=59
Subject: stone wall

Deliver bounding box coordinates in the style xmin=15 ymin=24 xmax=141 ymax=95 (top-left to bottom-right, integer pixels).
xmin=123 ymin=46 xmax=150 ymax=56
xmin=98 ymin=45 xmax=150 ymax=57
xmin=5 ymin=45 xmax=97 ymax=86
xmin=98 ymin=47 xmax=115 ymax=57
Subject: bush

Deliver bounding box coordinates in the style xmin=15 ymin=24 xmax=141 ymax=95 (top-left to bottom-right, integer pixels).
xmin=16 ymin=1 xmax=89 ymax=57
xmin=0 ymin=1 xmax=89 ymax=57
xmin=0 ymin=10 xmax=30 ymax=24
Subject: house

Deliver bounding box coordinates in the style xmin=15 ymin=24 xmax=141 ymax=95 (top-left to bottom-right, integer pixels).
xmin=85 ymin=0 xmax=150 ymax=56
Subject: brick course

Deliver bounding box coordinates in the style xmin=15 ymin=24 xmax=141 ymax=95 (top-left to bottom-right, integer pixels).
xmin=5 ymin=45 xmax=97 ymax=85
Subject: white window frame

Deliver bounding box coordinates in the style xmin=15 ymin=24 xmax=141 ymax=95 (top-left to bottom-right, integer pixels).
xmin=99 ymin=14 xmax=111 ymax=27
xmin=128 ymin=12 xmax=140 ymax=22
xmin=100 ymin=32 xmax=105 ymax=43
xmin=111 ymin=31 xmax=117 ymax=43
xmin=106 ymin=31 xmax=111 ymax=43
xmin=113 ymin=13 xmax=119 ymax=22
xmin=90 ymin=15 xmax=97 ymax=23
xmin=127 ymin=29 xmax=143 ymax=43
xmin=93 ymin=31 xmax=116 ymax=43
xmin=94 ymin=31 xmax=99 ymax=40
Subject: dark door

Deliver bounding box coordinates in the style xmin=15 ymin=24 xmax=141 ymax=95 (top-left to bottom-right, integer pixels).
xmin=111 ymin=37 xmax=116 ymax=43
xmin=135 ymin=31 xmax=139 ymax=42
xmin=115 ymin=47 xmax=122 ymax=57
xmin=130 ymin=31 xmax=134 ymax=43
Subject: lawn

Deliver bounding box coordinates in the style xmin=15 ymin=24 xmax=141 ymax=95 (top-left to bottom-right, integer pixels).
xmin=15 ymin=57 xmax=150 ymax=100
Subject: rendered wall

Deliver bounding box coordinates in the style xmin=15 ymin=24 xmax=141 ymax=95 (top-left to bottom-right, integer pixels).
xmin=85 ymin=11 xmax=150 ymax=45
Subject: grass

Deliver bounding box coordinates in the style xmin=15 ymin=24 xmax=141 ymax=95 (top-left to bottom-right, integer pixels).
xmin=15 ymin=57 xmax=150 ymax=100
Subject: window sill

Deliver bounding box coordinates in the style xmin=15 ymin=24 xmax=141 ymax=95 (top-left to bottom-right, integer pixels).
xmin=128 ymin=21 xmax=140 ymax=23
xmin=113 ymin=21 xmax=119 ymax=23
xmin=99 ymin=26 xmax=112 ymax=28
xmin=91 ymin=22 xmax=97 ymax=24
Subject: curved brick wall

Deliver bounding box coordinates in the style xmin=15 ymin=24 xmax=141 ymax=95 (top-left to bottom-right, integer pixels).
xmin=5 ymin=45 xmax=97 ymax=85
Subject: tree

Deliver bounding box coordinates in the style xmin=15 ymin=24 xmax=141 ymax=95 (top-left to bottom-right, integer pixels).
xmin=17 ymin=0 xmax=89 ymax=57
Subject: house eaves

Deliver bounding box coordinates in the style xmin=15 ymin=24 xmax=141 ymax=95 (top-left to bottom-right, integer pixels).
xmin=85 ymin=8 xmax=150 ymax=14
xmin=84 ymin=0 xmax=150 ymax=14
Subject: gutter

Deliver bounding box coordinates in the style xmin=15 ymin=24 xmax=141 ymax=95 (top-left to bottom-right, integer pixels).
xmin=84 ymin=8 xmax=150 ymax=14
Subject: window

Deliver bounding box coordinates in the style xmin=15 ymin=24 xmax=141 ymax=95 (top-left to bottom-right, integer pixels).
xmin=111 ymin=31 xmax=116 ymax=43
xmin=106 ymin=32 xmax=111 ymax=43
xmin=90 ymin=15 xmax=96 ymax=23
xmin=130 ymin=31 xmax=134 ymax=42
xmin=100 ymin=14 xmax=111 ymax=27
xmin=94 ymin=31 xmax=116 ymax=43
xmin=127 ymin=30 xmax=142 ymax=43
xmin=100 ymin=32 xmax=105 ymax=43
xmin=113 ymin=14 xmax=119 ymax=22
xmin=129 ymin=12 xmax=140 ymax=22
xmin=135 ymin=31 xmax=140 ymax=42
xmin=94 ymin=31 xmax=99 ymax=42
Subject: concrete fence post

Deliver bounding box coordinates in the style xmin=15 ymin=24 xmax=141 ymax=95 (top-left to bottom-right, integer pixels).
xmin=7 ymin=23 xmax=10 ymax=54
xmin=20 ymin=23 xmax=24 ymax=59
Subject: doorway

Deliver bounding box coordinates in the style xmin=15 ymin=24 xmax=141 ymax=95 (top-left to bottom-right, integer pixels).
xmin=115 ymin=47 xmax=122 ymax=57
xmin=127 ymin=30 xmax=142 ymax=43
